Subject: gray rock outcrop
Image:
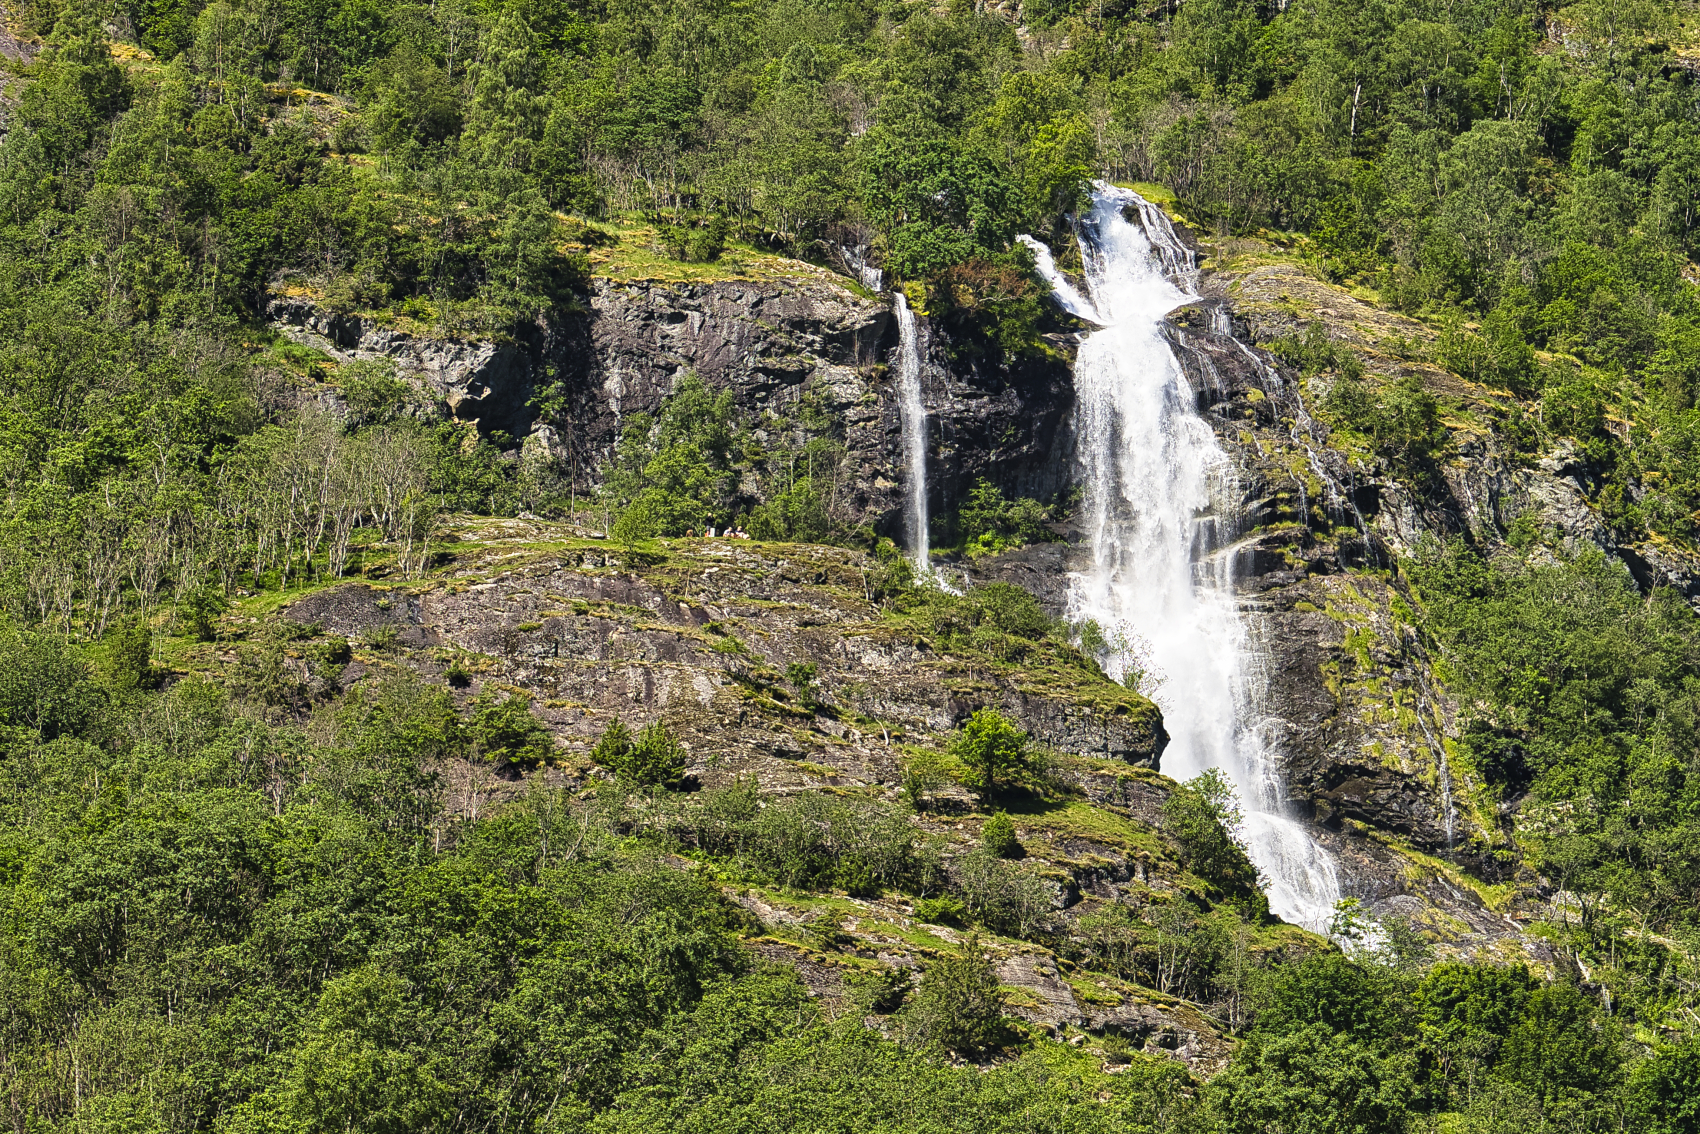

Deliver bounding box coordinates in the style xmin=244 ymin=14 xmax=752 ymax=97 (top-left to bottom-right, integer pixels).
xmin=268 ymin=296 xmax=538 ymax=438
xmin=269 ymin=275 xmax=1080 ymax=539
xmin=554 ymin=277 xmax=1077 ymax=536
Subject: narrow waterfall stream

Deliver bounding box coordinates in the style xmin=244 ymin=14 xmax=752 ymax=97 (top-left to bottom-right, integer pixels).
xmin=1018 ymin=235 xmax=1099 ymax=321
xmin=1039 ymin=183 xmax=1342 ymax=931
xmin=893 ymin=293 xmax=931 ymax=575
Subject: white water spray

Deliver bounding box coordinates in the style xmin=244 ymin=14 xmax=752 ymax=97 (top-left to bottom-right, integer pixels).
xmin=893 ymin=293 xmax=931 ymax=575
xmin=1043 ymin=184 xmax=1342 ymax=931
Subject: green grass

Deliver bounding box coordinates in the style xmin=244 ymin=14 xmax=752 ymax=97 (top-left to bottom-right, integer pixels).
xmin=583 ymin=219 xmax=859 ymax=288
xmin=1003 ymin=798 xmax=1167 ymax=859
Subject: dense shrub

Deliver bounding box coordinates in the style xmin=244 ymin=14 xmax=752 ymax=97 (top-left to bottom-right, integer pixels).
xmin=900 ymin=935 xmax=1009 ymax=1055
xmin=981 ymin=810 xmax=1023 ymax=858
xmin=592 ymin=718 xmax=686 ymax=787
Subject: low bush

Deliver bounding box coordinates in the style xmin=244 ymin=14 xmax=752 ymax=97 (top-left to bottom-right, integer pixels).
xmin=981 ymin=810 xmax=1023 ymax=858
xmin=592 ymin=718 xmax=686 ymax=787
xmin=957 ymin=478 xmax=1056 ymax=554
xmin=900 ymin=934 xmax=1009 ymax=1055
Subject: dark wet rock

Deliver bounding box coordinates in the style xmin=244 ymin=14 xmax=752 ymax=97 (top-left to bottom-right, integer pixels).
xmin=271 ymin=275 xmax=1080 ymax=539
xmin=554 ymin=277 xmax=1078 ymax=536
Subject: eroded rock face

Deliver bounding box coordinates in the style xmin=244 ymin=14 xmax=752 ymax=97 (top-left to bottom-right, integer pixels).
xmin=1151 ymin=306 xmax=1481 ymax=853
xmin=0 ymin=18 xmax=39 ymax=145
xmin=556 ymin=277 xmax=1078 ymax=535
xmin=281 ymin=538 xmax=1166 ymax=786
xmin=269 ymin=276 xmax=1079 ymax=539
xmin=268 ymin=296 xmax=537 ymax=438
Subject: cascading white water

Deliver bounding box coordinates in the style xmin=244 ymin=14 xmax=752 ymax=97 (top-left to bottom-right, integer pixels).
xmin=1045 ymin=184 xmax=1342 ymax=931
xmin=1018 ymin=234 xmax=1099 ymax=321
xmin=893 ymin=293 xmax=931 ymax=575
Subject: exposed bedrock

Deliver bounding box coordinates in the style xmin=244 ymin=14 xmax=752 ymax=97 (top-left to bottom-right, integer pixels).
xmin=557 ymin=278 xmax=1079 ymax=535
xmin=270 ymin=278 xmax=1079 ymax=537
xmin=268 ymin=254 xmax=1656 ymax=960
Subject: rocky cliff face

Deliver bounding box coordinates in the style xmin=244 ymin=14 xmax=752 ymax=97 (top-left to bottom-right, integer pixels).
xmin=266 ymin=239 xmax=1606 ymax=964
xmin=553 ymin=277 xmax=1078 ymax=535
xmin=269 ymin=296 xmax=540 ymax=439
xmin=271 ymin=277 xmax=1077 ymax=538
xmin=281 ymin=532 xmax=1165 ymax=778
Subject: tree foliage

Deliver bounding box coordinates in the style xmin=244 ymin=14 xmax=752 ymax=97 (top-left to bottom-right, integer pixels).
xmin=948 ymin=708 xmax=1031 ymax=799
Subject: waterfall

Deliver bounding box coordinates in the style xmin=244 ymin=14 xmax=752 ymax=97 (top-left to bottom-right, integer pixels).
xmin=1018 ymin=234 xmax=1099 ymax=321
xmin=1041 ymin=184 xmax=1342 ymax=932
xmin=893 ymin=293 xmax=931 ymax=575
xmin=839 ymin=243 xmax=885 ymax=293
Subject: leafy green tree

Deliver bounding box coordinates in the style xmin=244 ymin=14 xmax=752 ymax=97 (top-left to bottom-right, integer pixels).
xmin=1497 ymin=982 xmax=1620 ymax=1115
xmin=0 ymin=622 xmax=101 ymax=742
xmin=1323 ymin=372 xmax=1449 ymax=483
xmin=857 ymin=91 xmax=1019 ymax=280
xmin=947 ymin=708 xmax=1030 ymax=798
xmin=591 ymin=717 xmax=634 ymax=770
xmin=901 ymin=750 xmax=953 ymax=813
xmin=1255 ymin=952 xmax=1409 ymax=1046
xmin=1207 ymin=1024 xmax=1417 ymax=1134
xmin=1629 ymin=1037 xmax=1700 ymax=1134
xmin=461 ymin=10 xmax=547 ymax=171
xmin=366 ymin=47 xmax=462 ymax=157
xmin=748 ymin=477 xmax=831 ymax=543
xmin=1414 ymin=963 xmax=1538 ymax=1101
xmin=627 ymin=721 xmax=687 ymax=788
xmin=970 ymin=582 xmax=1053 ymax=641
xmin=958 ymin=478 xmax=1053 ymax=554
xmin=606 ymin=375 xmax=736 ymax=539
xmin=16 ymin=15 xmax=130 ymax=166
xmin=1161 ymin=769 xmax=1261 ymax=900
xmin=279 ymin=965 xmax=455 ymax=1133
xmin=784 ymin=661 xmax=819 ymax=711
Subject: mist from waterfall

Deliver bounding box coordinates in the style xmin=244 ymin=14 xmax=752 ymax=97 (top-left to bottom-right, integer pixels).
xmin=893 ymin=293 xmax=931 ymax=575
xmin=1042 ymin=183 xmax=1342 ymax=932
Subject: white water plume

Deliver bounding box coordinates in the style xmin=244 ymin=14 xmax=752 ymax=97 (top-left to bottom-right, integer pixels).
xmin=893 ymin=293 xmax=931 ymax=575
xmin=1018 ymin=234 xmax=1098 ymax=321
xmin=1051 ymin=183 xmax=1342 ymax=932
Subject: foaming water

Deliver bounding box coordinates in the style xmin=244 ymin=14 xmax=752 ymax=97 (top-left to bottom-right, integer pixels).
xmin=893 ymin=293 xmax=931 ymax=575
xmin=1044 ymin=184 xmax=1342 ymax=932
xmin=1017 ymin=234 xmax=1099 ymax=321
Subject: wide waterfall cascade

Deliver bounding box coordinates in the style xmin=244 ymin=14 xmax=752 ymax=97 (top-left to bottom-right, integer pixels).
xmin=1049 ymin=184 xmax=1343 ymax=931
xmin=893 ymin=293 xmax=931 ymax=575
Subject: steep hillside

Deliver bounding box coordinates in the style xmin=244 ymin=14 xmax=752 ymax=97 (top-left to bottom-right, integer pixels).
xmin=7 ymin=0 xmax=1700 ymax=1131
